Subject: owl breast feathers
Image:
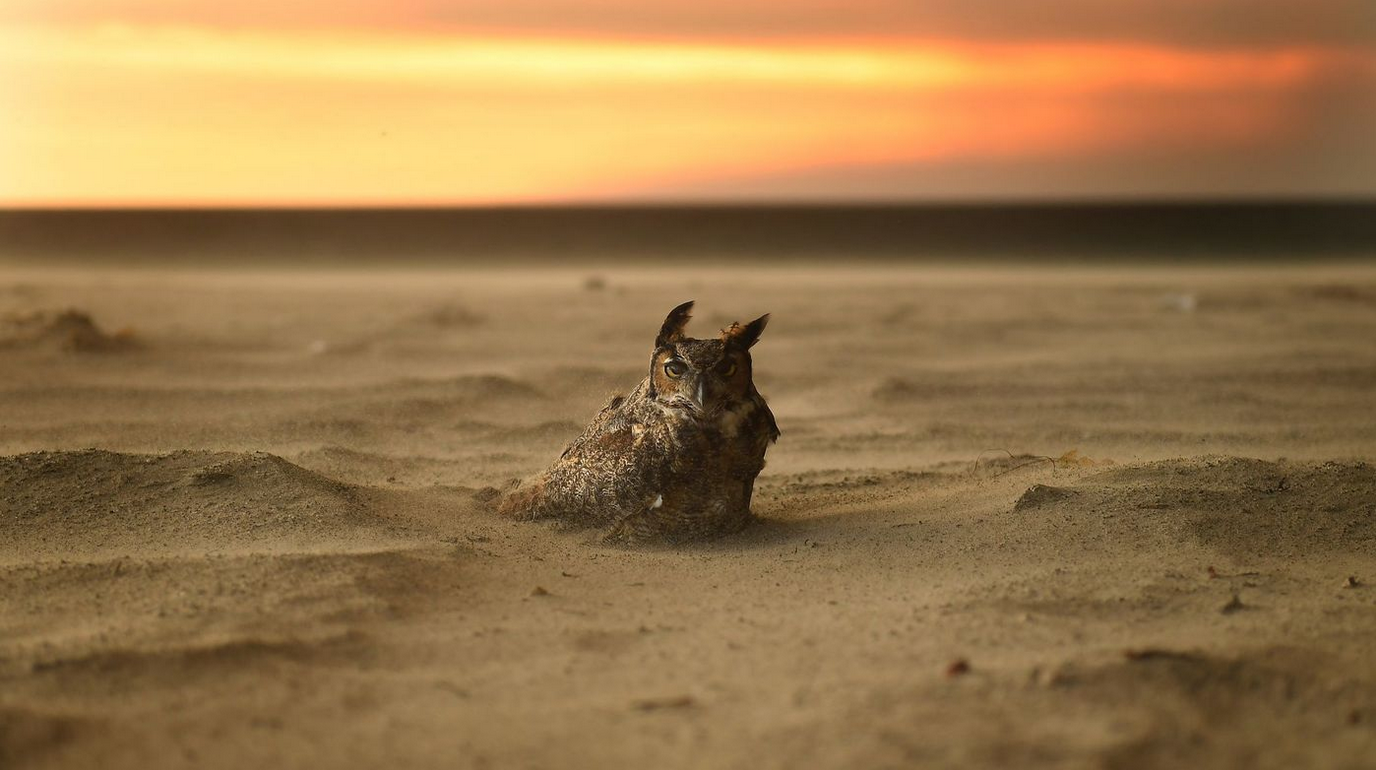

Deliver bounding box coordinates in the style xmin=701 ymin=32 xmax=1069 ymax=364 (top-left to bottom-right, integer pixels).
xmin=497 ymin=301 xmax=779 ymax=544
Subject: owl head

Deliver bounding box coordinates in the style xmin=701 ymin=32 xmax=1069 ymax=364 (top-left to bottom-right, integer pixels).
xmin=648 ymin=300 xmax=769 ymax=415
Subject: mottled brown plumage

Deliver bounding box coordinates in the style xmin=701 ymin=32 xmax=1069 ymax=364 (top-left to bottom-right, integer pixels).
xmin=497 ymin=301 xmax=779 ymax=543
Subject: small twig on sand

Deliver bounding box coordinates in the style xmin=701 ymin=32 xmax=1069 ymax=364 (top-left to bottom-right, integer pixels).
xmin=1207 ymin=566 xmax=1261 ymax=580
xmin=970 ymin=449 xmax=1058 ymax=479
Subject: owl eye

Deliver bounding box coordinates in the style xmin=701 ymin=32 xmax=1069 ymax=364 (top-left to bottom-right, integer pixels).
xmin=717 ymin=360 xmax=737 ymax=377
xmin=664 ymin=359 xmax=688 ymax=379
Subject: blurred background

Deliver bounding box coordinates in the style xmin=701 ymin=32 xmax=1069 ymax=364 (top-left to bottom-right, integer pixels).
xmin=1 ymin=0 xmax=1374 ymax=262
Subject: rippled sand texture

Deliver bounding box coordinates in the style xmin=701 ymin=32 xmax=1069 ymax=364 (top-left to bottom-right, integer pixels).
xmin=2 ymin=265 xmax=1375 ymax=769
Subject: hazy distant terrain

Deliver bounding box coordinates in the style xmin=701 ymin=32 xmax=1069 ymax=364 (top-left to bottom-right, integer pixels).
xmin=2 ymin=263 xmax=1375 ymax=769
xmin=3 ymin=202 xmax=1375 ymax=265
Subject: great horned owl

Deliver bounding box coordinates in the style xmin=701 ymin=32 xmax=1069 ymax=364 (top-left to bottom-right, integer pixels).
xmin=498 ymin=301 xmax=779 ymax=543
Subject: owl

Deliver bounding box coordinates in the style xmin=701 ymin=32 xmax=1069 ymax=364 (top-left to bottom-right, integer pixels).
xmin=497 ymin=301 xmax=779 ymax=544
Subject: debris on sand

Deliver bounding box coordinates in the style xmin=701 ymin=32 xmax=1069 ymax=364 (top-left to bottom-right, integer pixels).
xmin=632 ymin=695 xmax=695 ymax=711
xmin=969 ymin=449 xmax=1112 ymax=480
xmin=1123 ymin=648 xmax=1196 ymax=662
xmin=529 ymin=586 xmax=551 ymax=597
xmin=415 ymin=303 xmax=485 ymax=328
xmin=1220 ymin=592 xmax=1247 ymax=615
xmin=1305 ymin=284 xmax=1376 ymax=306
xmin=871 ymin=376 xmax=927 ymax=402
xmin=0 ymin=309 xmax=138 ymax=352
xmin=1344 ymin=576 xmax=1362 ymax=589
xmin=1208 ymin=566 xmax=1261 ymax=580
xmin=946 ymin=659 xmax=971 ymax=677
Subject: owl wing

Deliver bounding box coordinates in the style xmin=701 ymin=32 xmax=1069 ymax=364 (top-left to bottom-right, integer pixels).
xmin=509 ymin=386 xmax=671 ymax=524
xmin=559 ymin=393 xmax=627 ymax=460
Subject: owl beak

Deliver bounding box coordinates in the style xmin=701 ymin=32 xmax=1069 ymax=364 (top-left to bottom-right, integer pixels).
xmin=691 ymin=378 xmax=707 ymax=412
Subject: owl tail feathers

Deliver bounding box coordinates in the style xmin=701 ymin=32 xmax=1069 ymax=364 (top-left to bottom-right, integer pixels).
xmin=495 ymin=477 xmax=552 ymax=520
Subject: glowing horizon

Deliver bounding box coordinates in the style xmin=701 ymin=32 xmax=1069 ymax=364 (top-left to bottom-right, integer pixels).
xmin=2 ymin=11 xmax=1372 ymax=206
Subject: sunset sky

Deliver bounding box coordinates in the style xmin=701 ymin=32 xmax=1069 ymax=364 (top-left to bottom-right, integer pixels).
xmin=1 ymin=1 xmax=1373 ymax=206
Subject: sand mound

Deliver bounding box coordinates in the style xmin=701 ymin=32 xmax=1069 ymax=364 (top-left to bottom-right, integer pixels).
xmin=0 ymin=309 xmax=138 ymax=352
xmin=1013 ymin=457 xmax=1376 ymax=558
xmin=1049 ymin=647 xmax=1376 ymax=770
xmin=0 ymin=450 xmax=403 ymax=562
xmin=1012 ymin=483 xmax=1080 ymax=510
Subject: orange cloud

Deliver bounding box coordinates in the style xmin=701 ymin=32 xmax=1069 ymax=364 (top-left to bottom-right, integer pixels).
xmin=0 ymin=23 xmax=1365 ymax=205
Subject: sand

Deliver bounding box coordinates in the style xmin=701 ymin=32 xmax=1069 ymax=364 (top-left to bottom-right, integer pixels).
xmin=1 ymin=264 xmax=1375 ymax=769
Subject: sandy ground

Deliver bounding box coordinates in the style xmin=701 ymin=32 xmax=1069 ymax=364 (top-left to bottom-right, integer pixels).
xmin=1 ymin=264 xmax=1375 ymax=769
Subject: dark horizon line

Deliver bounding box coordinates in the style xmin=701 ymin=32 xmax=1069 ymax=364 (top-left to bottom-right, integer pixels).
xmin=4 ymin=195 xmax=1376 ymax=214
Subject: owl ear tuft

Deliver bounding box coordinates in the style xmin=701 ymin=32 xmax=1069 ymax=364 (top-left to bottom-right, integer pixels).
xmin=656 ymin=300 xmax=695 ymax=348
xmin=722 ymin=313 xmax=769 ymax=349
